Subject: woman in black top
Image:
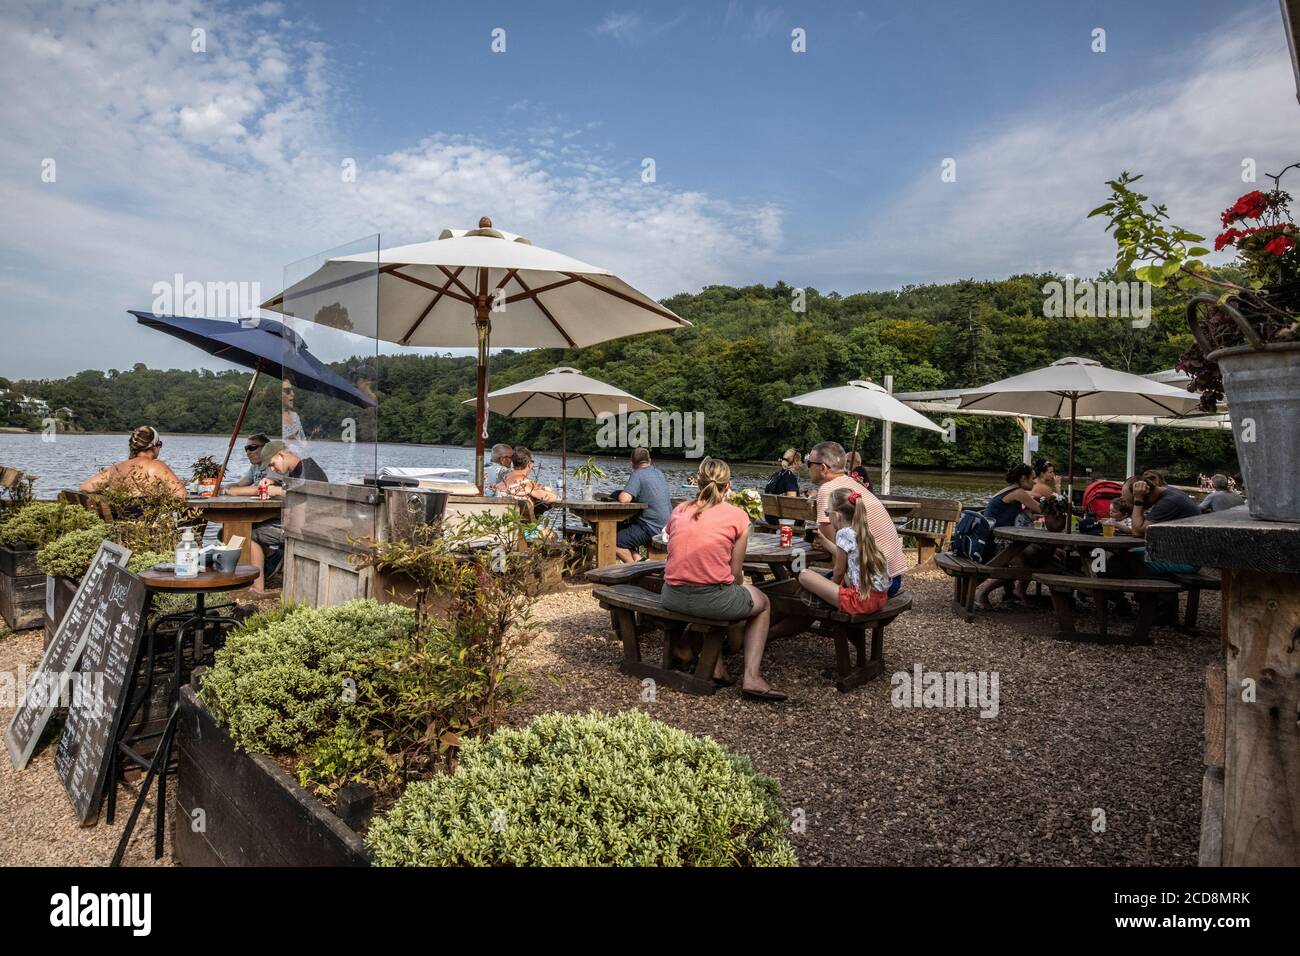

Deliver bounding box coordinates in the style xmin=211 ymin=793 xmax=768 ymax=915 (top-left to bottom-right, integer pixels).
xmin=762 ymin=449 xmax=802 ymax=523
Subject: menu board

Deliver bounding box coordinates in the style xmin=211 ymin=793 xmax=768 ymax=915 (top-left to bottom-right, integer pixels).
xmin=53 ymin=563 xmax=147 ymax=824
xmin=4 ymin=540 xmax=130 ymax=769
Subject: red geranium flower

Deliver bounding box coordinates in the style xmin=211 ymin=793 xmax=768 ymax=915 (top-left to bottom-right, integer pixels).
xmin=1264 ymin=234 xmax=1296 ymax=256
xmin=1214 ymin=228 xmax=1241 ymax=251
xmin=1221 ymin=190 xmax=1271 ymax=226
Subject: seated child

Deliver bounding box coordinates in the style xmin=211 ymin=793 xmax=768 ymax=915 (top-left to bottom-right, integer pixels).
xmin=796 ymin=487 xmax=891 ymax=615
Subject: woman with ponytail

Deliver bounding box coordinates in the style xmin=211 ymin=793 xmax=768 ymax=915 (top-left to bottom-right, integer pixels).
xmin=80 ymin=425 xmax=186 ymax=499
xmin=662 ymin=458 xmax=783 ymax=701
xmin=794 ymin=487 xmax=891 ymax=615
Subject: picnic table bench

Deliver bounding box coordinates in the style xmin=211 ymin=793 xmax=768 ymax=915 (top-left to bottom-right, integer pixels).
xmin=934 ymin=552 xmax=1066 ymax=622
xmin=1172 ymin=570 xmax=1221 ymax=634
xmin=756 ymin=576 xmax=912 ymax=692
xmin=888 ymin=494 xmax=961 ymax=570
xmin=1031 ymin=572 xmax=1183 ymax=645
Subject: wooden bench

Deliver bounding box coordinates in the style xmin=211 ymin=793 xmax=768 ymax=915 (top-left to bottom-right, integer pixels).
xmin=1032 ymin=572 xmax=1183 ymax=645
xmin=756 ymin=577 xmax=912 ymax=692
xmin=591 ymin=583 xmax=746 ymax=696
xmin=934 ymin=552 xmax=1058 ymax=621
xmin=891 ymin=495 xmax=961 ymax=570
xmin=1172 ymin=570 xmax=1221 ymax=634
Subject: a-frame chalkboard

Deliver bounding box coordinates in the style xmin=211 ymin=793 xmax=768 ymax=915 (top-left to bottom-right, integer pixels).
xmin=4 ymin=540 xmax=130 ymax=769
xmin=54 ymin=563 xmax=147 ymax=824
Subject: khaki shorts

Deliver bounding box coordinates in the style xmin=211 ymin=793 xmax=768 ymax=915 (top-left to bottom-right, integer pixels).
xmin=661 ymin=582 xmax=753 ymax=621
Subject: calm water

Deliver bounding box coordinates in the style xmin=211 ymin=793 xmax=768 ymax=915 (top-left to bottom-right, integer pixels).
xmin=0 ymin=432 xmax=1003 ymax=504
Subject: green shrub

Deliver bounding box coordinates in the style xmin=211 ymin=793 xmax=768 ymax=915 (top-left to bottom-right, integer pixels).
xmin=0 ymin=501 xmax=102 ymax=548
xmin=199 ymin=600 xmax=418 ymax=755
xmin=35 ymin=524 xmax=167 ymax=579
xmin=365 ymin=710 xmax=799 ymax=867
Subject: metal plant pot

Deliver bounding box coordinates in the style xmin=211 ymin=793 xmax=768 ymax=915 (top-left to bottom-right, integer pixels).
xmin=1190 ymin=295 xmax=1300 ymax=522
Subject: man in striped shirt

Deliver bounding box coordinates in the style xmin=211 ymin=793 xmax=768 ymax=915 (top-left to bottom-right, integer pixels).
xmin=808 ymin=441 xmax=906 ymax=595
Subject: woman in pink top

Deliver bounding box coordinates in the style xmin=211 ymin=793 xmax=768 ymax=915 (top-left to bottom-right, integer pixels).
xmin=662 ymin=458 xmax=782 ymax=701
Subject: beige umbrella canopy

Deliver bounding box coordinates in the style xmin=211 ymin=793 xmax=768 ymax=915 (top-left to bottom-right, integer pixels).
xmin=958 ymin=356 xmax=1203 ymax=500
xmin=786 ymin=378 xmax=945 ymax=469
xmin=261 ymin=218 xmax=688 ymax=487
xmin=469 ymin=366 xmax=657 ymax=498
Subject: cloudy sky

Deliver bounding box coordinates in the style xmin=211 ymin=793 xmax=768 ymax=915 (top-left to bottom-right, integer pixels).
xmin=1 ymin=0 xmax=1297 ymax=376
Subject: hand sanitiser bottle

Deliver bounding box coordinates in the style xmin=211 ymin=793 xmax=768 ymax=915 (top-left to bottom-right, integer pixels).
xmin=174 ymin=527 xmax=200 ymax=578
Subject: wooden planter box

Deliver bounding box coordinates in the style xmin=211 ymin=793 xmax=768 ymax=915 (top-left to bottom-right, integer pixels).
xmin=174 ymin=686 xmax=370 ymax=866
xmin=42 ymin=574 xmax=79 ymax=649
xmin=0 ymin=542 xmax=42 ymax=631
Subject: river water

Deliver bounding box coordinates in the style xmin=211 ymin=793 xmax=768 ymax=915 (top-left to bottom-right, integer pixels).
xmin=0 ymin=432 xmax=1004 ymax=504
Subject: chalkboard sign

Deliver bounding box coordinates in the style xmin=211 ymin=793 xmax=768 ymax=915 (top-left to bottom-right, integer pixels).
xmin=4 ymin=540 xmax=130 ymax=769
xmin=54 ymin=563 xmax=147 ymax=824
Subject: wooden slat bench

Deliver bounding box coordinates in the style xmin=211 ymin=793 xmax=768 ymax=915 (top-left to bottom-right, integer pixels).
xmin=590 ymin=583 xmax=745 ymax=696
xmin=934 ymin=552 xmax=1058 ymax=621
xmin=1172 ymin=570 xmax=1220 ymax=634
xmin=891 ymin=495 xmax=961 ymax=571
xmin=756 ymin=577 xmax=912 ymax=692
xmin=1032 ymin=572 xmax=1183 ymax=645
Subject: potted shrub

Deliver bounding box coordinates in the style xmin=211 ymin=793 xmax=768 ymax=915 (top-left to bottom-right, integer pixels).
xmin=0 ymin=501 xmax=102 ymax=632
xmin=1037 ymin=493 xmax=1072 ymax=534
xmin=571 ymin=457 xmax=606 ymax=500
xmin=365 ymin=710 xmax=798 ymax=866
xmin=1091 ymin=169 xmax=1300 ymax=521
xmin=191 ymin=455 xmax=221 ymax=497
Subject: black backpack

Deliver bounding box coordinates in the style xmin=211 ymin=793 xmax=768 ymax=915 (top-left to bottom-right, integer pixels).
xmin=949 ymin=509 xmax=995 ymax=563
xmin=763 ymin=469 xmax=789 ymax=495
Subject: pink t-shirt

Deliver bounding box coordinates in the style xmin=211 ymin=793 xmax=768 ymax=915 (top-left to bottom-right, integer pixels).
xmin=664 ymin=501 xmax=750 ymax=586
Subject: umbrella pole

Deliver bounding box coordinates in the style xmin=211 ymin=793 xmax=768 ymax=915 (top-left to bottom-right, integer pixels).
xmin=474 ymin=271 xmax=491 ymax=492
xmin=561 ymin=400 xmax=568 ymax=501
xmin=849 ymin=417 xmax=861 ymax=472
xmin=1068 ymin=396 xmax=1077 ymax=519
xmin=213 ymin=368 xmax=259 ymax=497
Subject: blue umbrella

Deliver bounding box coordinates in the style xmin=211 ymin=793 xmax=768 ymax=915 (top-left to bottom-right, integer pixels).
xmin=130 ymin=311 xmax=377 ymax=492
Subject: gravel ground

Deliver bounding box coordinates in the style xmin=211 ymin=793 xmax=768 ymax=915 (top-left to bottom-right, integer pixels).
xmin=510 ymin=563 xmax=1219 ymax=867
xmin=0 ymin=568 xmax=1217 ymax=867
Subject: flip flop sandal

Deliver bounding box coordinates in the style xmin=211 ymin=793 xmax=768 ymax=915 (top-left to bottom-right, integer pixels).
xmin=712 ymin=676 xmax=736 ymax=687
xmin=741 ymin=687 xmax=788 ymax=702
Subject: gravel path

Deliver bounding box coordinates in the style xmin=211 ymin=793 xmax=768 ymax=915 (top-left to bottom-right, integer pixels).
xmin=511 ymin=564 xmax=1218 ymax=866
xmin=0 ymin=566 xmax=1217 ymax=866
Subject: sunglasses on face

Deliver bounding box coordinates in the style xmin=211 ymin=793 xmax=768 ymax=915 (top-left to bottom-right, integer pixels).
xmin=245 ymin=444 xmax=264 ymax=452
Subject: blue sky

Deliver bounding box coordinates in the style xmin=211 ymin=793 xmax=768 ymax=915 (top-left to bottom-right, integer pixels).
xmin=0 ymin=0 xmax=1296 ymax=376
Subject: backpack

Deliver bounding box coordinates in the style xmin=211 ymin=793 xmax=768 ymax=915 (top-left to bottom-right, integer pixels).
xmin=763 ymin=469 xmax=789 ymax=495
xmin=949 ymin=509 xmax=995 ymax=563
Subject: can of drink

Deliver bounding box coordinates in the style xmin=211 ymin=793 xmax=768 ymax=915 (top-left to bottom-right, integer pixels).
xmin=779 ymin=521 xmax=793 ymax=548
xmin=258 ymin=482 xmax=268 ymax=500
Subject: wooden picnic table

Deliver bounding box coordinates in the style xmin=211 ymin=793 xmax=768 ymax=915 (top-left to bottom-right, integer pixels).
xmin=557 ymin=499 xmax=646 ymax=568
xmin=185 ymin=496 xmax=282 ymax=564
xmin=990 ymin=525 xmax=1145 ymax=576
xmin=745 ymin=531 xmax=829 ymax=580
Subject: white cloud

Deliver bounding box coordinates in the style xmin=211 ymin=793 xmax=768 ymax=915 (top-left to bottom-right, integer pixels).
xmin=594 ymin=12 xmax=643 ymax=42
xmin=826 ymin=10 xmax=1300 ymax=290
xmin=0 ymin=0 xmax=780 ymax=375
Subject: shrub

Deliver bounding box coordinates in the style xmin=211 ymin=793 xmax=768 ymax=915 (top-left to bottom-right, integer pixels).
xmin=0 ymin=501 xmax=102 ymax=548
xmin=364 ymin=710 xmax=799 ymax=867
xmin=35 ymin=524 xmax=168 ymax=579
xmin=199 ymin=601 xmax=418 ymax=755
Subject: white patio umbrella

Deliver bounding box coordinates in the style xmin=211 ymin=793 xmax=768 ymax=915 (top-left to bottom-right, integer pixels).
xmin=957 ymin=357 xmax=1203 ymax=501
xmin=261 ymin=218 xmax=688 ymax=488
xmin=786 ymin=379 xmax=946 ymax=465
xmin=468 ymin=366 xmax=658 ymax=499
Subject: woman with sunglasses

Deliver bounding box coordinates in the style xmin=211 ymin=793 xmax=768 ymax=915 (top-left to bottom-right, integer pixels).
xmin=761 ymin=448 xmax=802 ymax=524
xmin=80 ymin=425 xmax=187 ymax=499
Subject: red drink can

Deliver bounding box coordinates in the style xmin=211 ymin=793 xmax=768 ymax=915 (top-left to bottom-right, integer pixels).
xmin=779 ymin=524 xmax=793 ymax=548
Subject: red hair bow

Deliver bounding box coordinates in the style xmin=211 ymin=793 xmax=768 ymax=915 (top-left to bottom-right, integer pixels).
xmin=848 ymin=492 xmax=861 ymax=504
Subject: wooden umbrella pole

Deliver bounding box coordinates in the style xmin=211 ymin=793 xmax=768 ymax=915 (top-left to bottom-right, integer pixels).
xmin=212 ymin=367 xmax=260 ymax=497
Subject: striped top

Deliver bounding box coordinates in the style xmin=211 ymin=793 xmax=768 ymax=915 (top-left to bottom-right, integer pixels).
xmin=815 ymin=474 xmax=908 ymax=579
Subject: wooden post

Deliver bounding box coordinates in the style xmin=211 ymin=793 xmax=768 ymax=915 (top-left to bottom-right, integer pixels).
xmin=1146 ymin=509 xmax=1300 ymax=867
xmin=1222 ymin=569 xmax=1300 ymax=866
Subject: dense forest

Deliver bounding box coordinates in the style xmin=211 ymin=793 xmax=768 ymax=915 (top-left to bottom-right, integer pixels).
xmin=3 ymin=274 xmax=1238 ymax=481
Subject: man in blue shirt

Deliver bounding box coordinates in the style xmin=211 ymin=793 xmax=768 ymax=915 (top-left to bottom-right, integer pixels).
xmin=615 ymin=447 xmax=672 ymax=563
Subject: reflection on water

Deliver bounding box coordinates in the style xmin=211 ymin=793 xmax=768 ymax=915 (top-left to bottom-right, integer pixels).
xmin=0 ymin=432 xmax=1004 ymax=504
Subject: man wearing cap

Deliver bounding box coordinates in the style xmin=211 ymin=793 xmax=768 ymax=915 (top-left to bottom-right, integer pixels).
xmin=248 ymin=440 xmax=328 ymax=591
